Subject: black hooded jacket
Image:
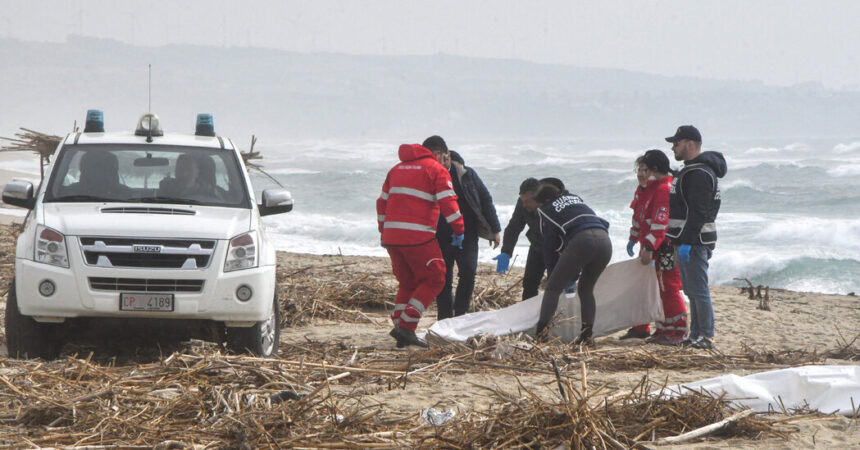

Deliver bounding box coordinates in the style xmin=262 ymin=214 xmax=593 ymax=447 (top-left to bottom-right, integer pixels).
xmin=500 ymin=198 xmax=542 ymax=256
xmin=436 ymin=151 xmax=501 ymax=243
xmin=667 ymin=151 xmax=728 ymax=249
xmin=538 ymin=191 xmax=609 ymax=275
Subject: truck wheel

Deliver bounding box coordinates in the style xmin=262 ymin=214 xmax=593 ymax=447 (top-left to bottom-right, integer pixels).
xmin=226 ymin=294 xmax=280 ymax=357
xmin=5 ymin=280 xmax=62 ymax=360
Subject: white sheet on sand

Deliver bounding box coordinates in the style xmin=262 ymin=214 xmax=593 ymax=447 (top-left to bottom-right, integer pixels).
xmin=659 ymin=365 xmax=860 ymax=416
xmin=425 ymin=259 xmax=664 ymax=343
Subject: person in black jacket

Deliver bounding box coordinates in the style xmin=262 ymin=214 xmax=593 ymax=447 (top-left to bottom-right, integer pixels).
xmin=495 ymin=177 xmax=553 ymax=300
xmin=665 ymin=125 xmax=727 ymax=350
xmin=428 ymin=137 xmax=502 ymax=320
xmin=534 ymin=182 xmax=612 ymax=346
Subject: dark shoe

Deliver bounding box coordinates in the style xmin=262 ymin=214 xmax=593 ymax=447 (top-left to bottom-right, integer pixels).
xmin=619 ymin=327 xmax=651 ymax=340
xmin=390 ymin=326 xmax=428 ymax=348
xmin=535 ymin=320 xmax=550 ymax=343
xmin=656 ymin=334 xmax=686 ymax=346
xmin=646 ymin=332 xmax=665 ymax=344
xmin=389 ymin=327 xmax=406 ymax=348
xmin=691 ymin=337 xmax=714 ymax=350
xmin=680 ymin=336 xmax=699 ymax=347
xmin=573 ymin=322 xmax=594 ymax=346
xmin=573 ymin=336 xmax=595 ymax=348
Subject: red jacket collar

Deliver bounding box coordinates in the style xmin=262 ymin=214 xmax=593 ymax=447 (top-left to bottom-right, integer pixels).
xmin=645 ymin=175 xmax=673 ymax=190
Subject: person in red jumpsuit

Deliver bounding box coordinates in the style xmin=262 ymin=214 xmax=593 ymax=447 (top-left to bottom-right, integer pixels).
xmin=377 ymin=140 xmax=465 ymax=348
xmin=619 ymin=155 xmax=653 ymax=340
xmin=635 ymin=149 xmax=688 ymax=345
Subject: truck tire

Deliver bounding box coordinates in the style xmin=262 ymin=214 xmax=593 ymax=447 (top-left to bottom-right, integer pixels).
xmin=5 ymin=280 xmax=62 ymax=360
xmin=226 ymin=293 xmax=280 ymax=357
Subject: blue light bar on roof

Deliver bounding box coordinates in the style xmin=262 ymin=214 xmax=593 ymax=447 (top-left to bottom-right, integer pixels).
xmin=84 ymin=109 xmax=104 ymax=133
xmin=195 ymin=113 xmax=215 ymax=137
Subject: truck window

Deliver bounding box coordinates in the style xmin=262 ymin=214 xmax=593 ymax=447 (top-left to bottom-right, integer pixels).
xmin=44 ymin=144 xmax=250 ymax=208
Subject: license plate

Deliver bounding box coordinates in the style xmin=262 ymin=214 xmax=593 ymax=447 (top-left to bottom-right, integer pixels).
xmin=120 ymin=293 xmax=174 ymax=312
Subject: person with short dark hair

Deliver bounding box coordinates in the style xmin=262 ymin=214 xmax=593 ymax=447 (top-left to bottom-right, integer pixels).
xmin=425 ymin=136 xmax=502 ymax=319
xmin=534 ymin=182 xmax=612 ymax=346
xmin=495 ymin=177 xmax=546 ymax=299
xmin=665 ymin=126 xmax=727 ymax=350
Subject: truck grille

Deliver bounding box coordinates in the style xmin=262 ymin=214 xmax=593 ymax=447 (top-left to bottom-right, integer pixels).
xmin=89 ymin=277 xmax=205 ymax=293
xmin=79 ymin=237 xmax=217 ymax=269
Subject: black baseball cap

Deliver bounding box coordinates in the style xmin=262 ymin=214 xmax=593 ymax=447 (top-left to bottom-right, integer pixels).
xmin=665 ymin=125 xmax=702 ymax=143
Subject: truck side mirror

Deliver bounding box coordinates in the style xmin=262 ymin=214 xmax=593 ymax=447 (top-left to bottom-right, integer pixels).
xmin=2 ymin=180 xmax=35 ymax=209
xmin=259 ymin=188 xmax=293 ymax=216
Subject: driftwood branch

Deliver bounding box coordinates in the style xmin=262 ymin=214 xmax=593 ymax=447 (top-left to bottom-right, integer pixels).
xmin=656 ymin=409 xmax=755 ymax=444
xmin=758 ymin=286 xmax=771 ymax=311
xmin=733 ymin=278 xmax=756 ymax=299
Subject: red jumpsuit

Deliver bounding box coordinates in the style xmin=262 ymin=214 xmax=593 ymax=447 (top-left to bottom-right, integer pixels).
xmin=635 ymin=176 xmax=687 ymax=337
xmin=377 ymin=144 xmax=465 ymax=331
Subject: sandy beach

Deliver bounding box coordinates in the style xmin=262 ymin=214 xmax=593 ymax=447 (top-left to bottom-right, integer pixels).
xmin=0 ymin=218 xmax=857 ymax=447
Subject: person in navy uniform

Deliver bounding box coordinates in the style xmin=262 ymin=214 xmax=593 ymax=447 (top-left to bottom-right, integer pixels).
xmin=665 ymin=125 xmax=727 ymax=350
xmin=495 ymin=177 xmax=544 ymax=300
xmin=534 ymin=181 xmax=612 ymax=345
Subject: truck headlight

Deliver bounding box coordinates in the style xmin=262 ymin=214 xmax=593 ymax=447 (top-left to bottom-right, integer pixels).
xmin=224 ymin=231 xmax=258 ymax=272
xmin=35 ymin=225 xmax=69 ymax=268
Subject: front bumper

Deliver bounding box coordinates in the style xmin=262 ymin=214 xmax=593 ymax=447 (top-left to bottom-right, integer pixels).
xmin=15 ymin=254 xmax=276 ymax=323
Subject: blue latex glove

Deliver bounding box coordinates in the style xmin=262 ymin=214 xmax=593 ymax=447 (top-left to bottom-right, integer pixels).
xmin=678 ymin=244 xmax=691 ymax=263
xmin=450 ymin=233 xmax=464 ymax=249
xmin=564 ymin=281 xmax=577 ymax=294
xmin=626 ymin=239 xmax=636 ymax=257
xmin=492 ymin=252 xmax=510 ymax=274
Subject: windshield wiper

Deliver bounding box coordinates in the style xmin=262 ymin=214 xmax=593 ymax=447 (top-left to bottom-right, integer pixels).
xmin=50 ymin=195 xmax=117 ymax=202
xmin=127 ymin=196 xmax=203 ymax=205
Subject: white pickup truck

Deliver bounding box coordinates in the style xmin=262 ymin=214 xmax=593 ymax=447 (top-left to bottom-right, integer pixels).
xmin=2 ymin=111 xmax=293 ymax=358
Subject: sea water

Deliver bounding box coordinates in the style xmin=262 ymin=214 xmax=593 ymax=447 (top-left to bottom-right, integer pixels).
xmin=253 ymin=138 xmax=860 ymax=295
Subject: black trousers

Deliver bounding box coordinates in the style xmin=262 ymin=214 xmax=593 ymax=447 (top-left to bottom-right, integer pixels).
xmin=539 ymin=228 xmax=612 ymax=328
xmin=436 ymin=234 xmax=480 ymax=320
xmin=522 ymin=244 xmax=546 ymax=300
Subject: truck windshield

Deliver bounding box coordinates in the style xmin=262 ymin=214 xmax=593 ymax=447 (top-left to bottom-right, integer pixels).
xmin=44 ymin=144 xmax=250 ymax=208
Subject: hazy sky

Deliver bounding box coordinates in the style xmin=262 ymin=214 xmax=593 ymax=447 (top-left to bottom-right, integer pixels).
xmin=3 ymin=0 xmax=859 ymax=89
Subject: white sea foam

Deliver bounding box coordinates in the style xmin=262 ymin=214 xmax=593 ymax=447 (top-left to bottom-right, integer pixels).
xmin=267 ymin=168 xmax=322 ymax=175
xmin=580 ymin=167 xmax=631 ymax=174
xmin=720 ymin=178 xmax=757 ymax=191
xmin=833 ymin=141 xmax=860 ymax=154
xmin=0 ymin=206 xmax=29 ymax=217
xmin=751 ymin=217 xmax=860 ymax=256
xmin=784 ymin=142 xmax=812 ymax=152
xmin=532 ymin=156 xmax=585 ymax=166
xmin=743 ymin=146 xmax=783 ymax=154
xmin=827 ymin=163 xmax=860 ymax=177
xmin=0 ymin=158 xmax=42 ymax=175
xmin=583 ymin=148 xmax=641 ymax=159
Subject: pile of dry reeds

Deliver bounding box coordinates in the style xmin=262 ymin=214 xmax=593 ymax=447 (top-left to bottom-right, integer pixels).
xmin=741 ymin=329 xmax=860 ymax=365
xmin=0 ymin=225 xmax=21 ymax=344
xmin=470 ymin=270 xmax=522 ymax=310
xmin=0 ymin=128 xmax=62 ymax=179
xmin=0 ymin=344 xmax=410 ymax=447
xmin=276 ymin=260 xmax=397 ymax=326
xmin=425 ymin=330 xmax=860 ymax=378
xmin=0 ymin=341 xmax=791 ymax=448
xmin=432 ymin=372 xmax=787 ymax=448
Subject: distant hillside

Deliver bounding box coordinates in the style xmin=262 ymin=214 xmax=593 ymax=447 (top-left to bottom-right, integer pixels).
xmin=1 ymin=35 xmax=859 ymax=141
